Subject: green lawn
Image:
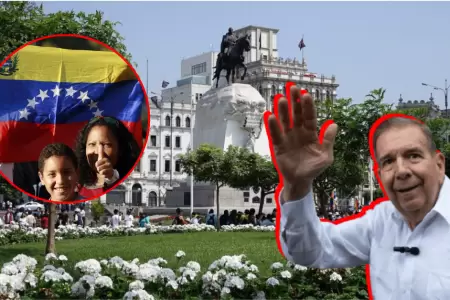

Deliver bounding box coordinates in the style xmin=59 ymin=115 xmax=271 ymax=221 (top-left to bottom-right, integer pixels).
xmin=0 ymin=232 xmax=283 ymax=276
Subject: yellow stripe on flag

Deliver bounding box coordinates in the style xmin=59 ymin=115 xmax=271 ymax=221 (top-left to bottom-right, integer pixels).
xmin=0 ymin=45 xmax=136 ymax=83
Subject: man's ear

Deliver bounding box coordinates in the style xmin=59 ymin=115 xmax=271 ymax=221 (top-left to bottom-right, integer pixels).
xmin=436 ymin=151 xmax=446 ymax=183
xmin=38 ymin=172 xmax=44 ymax=185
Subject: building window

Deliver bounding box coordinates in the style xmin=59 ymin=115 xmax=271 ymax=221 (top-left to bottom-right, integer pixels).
xmin=186 ymin=117 xmax=191 ymax=128
xmin=150 ymin=135 xmax=157 ymax=147
xmin=252 ymin=196 xmax=260 ymax=203
xmin=266 ymin=198 xmax=273 ymax=204
xmin=191 ymin=62 xmax=207 ymax=75
xmin=165 ymin=115 xmax=171 ymax=126
xmin=175 ymin=116 xmax=181 ymax=127
xmin=243 ymin=191 xmax=250 ymax=202
xmin=164 ymin=160 xmax=170 ymax=172
xmin=175 ymin=136 xmax=181 ymax=148
xmin=150 ymin=159 xmax=156 ymax=172
xmin=315 ymin=90 xmax=320 ymax=100
xmin=175 ymin=160 xmax=181 ymax=172
xmin=326 ymin=90 xmax=331 ymax=100
xmin=165 ymin=136 xmax=170 ymax=147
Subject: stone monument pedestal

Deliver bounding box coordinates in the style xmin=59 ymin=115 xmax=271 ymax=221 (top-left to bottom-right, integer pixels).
xmin=165 ymin=83 xmax=275 ymax=214
xmin=194 ymin=83 xmax=268 ymax=153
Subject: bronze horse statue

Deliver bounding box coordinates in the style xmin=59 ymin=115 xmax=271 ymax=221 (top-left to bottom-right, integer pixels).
xmin=213 ymin=34 xmax=251 ymax=89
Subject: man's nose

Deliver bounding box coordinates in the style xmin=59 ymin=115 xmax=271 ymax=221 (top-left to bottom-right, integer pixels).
xmin=395 ymin=158 xmax=411 ymax=179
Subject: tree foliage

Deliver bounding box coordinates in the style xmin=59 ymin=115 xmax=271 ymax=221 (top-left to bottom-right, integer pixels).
xmin=0 ymin=1 xmax=133 ymax=64
xmin=0 ymin=177 xmax=21 ymax=203
xmin=228 ymin=152 xmax=279 ymax=214
xmin=313 ymin=89 xmax=392 ymax=215
xmin=179 ymin=144 xmax=244 ymax=229
xmin=180 ymin=144 xmax=280 ymax=219
xmin=91 ymin=200 xmax=105 ymax=224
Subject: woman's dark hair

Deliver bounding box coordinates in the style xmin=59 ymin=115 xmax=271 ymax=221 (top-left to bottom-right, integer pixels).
xmin=75 ymin=116 xmax=141 ymax=186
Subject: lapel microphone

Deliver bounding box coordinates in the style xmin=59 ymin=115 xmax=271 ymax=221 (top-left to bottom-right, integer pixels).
xmin=393 ymin=246 xmax=420 ymax=256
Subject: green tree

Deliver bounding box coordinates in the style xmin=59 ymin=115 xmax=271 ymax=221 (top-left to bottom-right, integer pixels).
xmin=228 ymin=152 xmax=279 ymax=215
xmin=180 ymin=144 xmax=243 ymax=229
xmin=313 ymin=91 xmax=392 ymax=215
xmin=0 ymin=177 xmax=21 ymax=203
xmin=91 ymin=200 xmax=105 ymax=225
xmin=0 ymin=1 xmax=133 ymax=64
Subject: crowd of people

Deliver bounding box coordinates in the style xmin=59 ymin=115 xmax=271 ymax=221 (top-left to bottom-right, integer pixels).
xmin=0 ymin=203 xmax=88 ymax=228
xmin=169 ymin=207 xmax=277 ymax=227
xmin=2 ymin=197 xmax=367 ymax=230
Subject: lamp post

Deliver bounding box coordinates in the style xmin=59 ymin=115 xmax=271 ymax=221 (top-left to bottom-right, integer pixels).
xmin=189 ymin=93 xmax=195 ymax=217
xmin=422 ymin=79 xmax=449 ymax=117
xmin=151 ymin=91 xmax=164 ymax=206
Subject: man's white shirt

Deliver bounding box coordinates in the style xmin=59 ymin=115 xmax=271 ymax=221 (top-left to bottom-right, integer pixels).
xmin=111 ymin=214 xmax=120 ymax=228
xmin=125 ymin=215 xmax=133 ymax=227
xmin=280 ymin=175 xmax=450 ymax=300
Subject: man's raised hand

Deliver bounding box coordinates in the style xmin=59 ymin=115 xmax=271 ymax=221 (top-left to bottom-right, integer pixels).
xmin=267 ymin=86 xmax=338 ymax=200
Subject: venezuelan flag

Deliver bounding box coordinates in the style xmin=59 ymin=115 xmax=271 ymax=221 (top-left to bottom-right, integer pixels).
xmin=0 ymin=45 xmax=145 ymax=163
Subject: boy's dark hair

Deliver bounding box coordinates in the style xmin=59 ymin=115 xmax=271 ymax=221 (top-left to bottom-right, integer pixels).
xmin=38 ymin=143 xmax=78 ymax=172
xmin=75 ymin=116 xmax=141 ymax=186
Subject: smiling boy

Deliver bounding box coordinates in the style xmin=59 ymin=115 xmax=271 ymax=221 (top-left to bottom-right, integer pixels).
xmin=38 ymin=143 xmax=84 ymax=201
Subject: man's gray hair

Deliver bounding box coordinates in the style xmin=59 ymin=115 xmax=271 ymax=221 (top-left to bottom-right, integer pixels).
xmin=373 ymin=117 xmax=437 ymax=161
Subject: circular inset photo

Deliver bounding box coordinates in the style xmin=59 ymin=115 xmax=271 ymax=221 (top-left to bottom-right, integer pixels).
xmin=0 ymin=34 xmax=150 ymax=204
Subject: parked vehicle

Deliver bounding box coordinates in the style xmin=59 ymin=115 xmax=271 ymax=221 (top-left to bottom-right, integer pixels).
xmin=16 ymin=201 xmax=44 ymax=211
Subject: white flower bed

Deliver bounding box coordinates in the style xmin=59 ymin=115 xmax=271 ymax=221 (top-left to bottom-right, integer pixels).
xmin=0 ymin=224 xmax=275 ymax=246
xmin=0 ymin=251 xmax=366 ymax=299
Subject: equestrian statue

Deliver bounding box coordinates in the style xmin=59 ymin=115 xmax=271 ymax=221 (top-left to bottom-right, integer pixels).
xmin=212 ymin=27 xmax=251 ymax=89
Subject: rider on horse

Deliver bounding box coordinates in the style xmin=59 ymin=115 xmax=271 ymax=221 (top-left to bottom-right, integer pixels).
xmin=220 ymin=27 xmax=237 ymax=61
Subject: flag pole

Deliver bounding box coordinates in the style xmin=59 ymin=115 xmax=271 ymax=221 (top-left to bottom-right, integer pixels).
xmin=301 ymin=34 xmax=305 ymax=66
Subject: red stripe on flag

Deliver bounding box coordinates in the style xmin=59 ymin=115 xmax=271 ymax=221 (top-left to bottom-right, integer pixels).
xmin=0 ymin=120 xmax=142 ymax=163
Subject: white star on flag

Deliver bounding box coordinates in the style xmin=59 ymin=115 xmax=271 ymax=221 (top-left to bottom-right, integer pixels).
xmin=51 ymin=85 xmax=61 ymax=97
xmin=27 ymin=98 xmax=37 ymax=109
xmin=37 ymin=89 xmax=49 ymax=101
xmin=88 ymin=101 xmax=98 ymax=110
xmin=19 ymin=108 xmax=30 ymax=120
xmin=93 ymin=108 xmax=104 ymax=117
xmin=66 ymin=86 xmax=77 ymax=97
xmin=78 ymin=91 xmax=90 ymax=103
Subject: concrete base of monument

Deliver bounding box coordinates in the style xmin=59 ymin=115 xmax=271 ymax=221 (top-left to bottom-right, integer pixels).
xmin=164 ymin=83 xmax=276 ymax=213
xmin=193 ymin=83 xmax=268 ymax=153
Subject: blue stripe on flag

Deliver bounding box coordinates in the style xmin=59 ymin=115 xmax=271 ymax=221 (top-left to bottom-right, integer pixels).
xmin=0 ymin=79 xmax=143 ymax=124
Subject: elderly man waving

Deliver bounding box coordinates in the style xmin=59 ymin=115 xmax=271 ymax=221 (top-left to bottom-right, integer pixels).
xmin=267 ymin=86 xmax=449 ymax=300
